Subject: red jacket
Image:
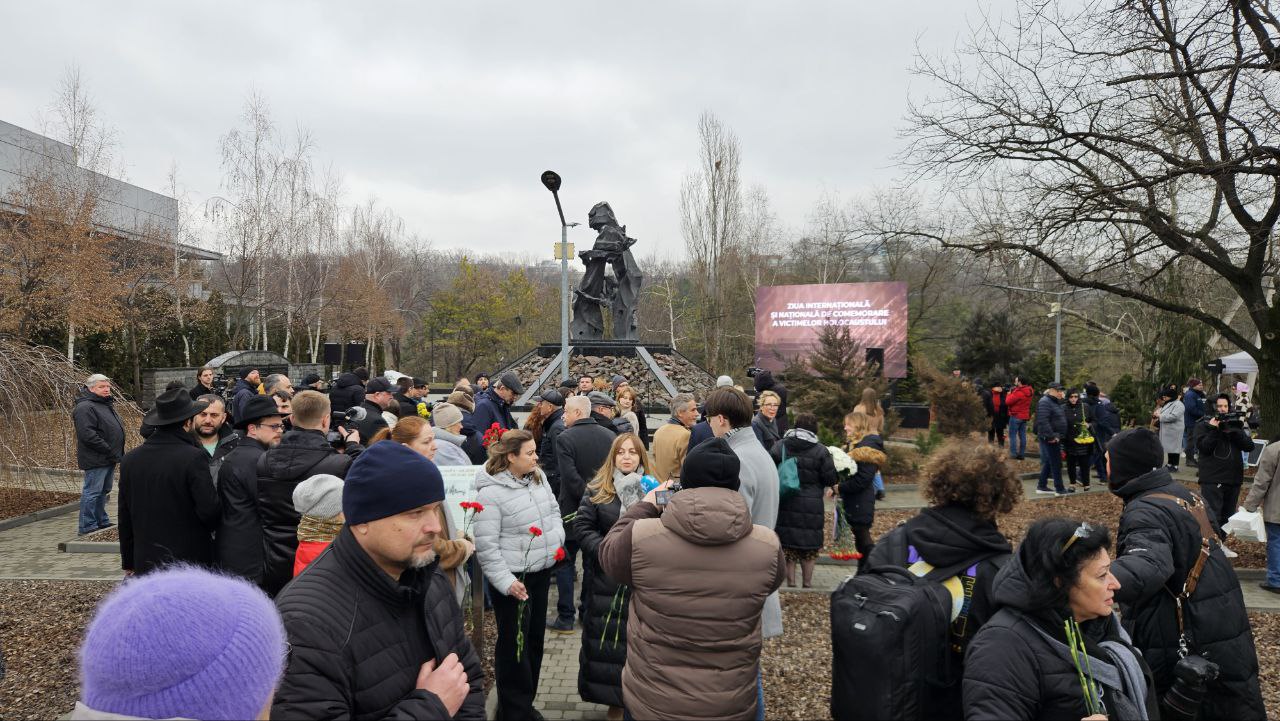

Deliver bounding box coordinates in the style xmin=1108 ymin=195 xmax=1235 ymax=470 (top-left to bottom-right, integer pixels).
xmin=293 ymin=539 xmax=331 ymax=577
xmin=1005 ymin=385 xmax=1035 ymax=421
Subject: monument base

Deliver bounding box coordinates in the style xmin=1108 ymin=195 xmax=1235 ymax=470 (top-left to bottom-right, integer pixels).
xmin=498 ymin=341 xmax=717 ymax=409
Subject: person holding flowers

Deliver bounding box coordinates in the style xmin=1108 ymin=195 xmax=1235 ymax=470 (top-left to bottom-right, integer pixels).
xmin=473 ymin=429 xmax=566 ymax=720
xmin=963 ymin=517 xmax=1159 ymax=720
xmin=574 ymin=432 xmax=654 ymax=720
xmin=841 ymin=410 xmax=886 ymax=572
xmin=1063 ymin=388 xmax=1095 ymax=490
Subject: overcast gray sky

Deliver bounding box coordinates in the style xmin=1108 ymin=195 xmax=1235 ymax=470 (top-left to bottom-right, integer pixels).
xmin=1 ymin=1 xmax=1012 ymax=259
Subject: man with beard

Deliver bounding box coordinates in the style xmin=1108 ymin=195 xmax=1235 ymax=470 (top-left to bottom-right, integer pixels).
xmin=273 ymin=442 xmax=484 ymax=720
xmin=193 ymin=395 xmax=237 ymax=483
xmin=214 ymin=396 xmax=284 ymax=583
xmin=231 ymin=368 xmax=261 ymax=422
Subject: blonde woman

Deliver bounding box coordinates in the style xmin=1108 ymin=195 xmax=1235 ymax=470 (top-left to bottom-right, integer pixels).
xmin=854 ymin=387 xmax=885 ymax=434
xmin=474 ymin=429 xmax=566 ymax=720
xmin=842 ymin=411 xmax=887 ymax=572
xmin=573 ymin=432 xmax=654 ymax=720
xmin=615 ymin=387 xmax=642 ymax=437
xmin=752 ymin=390 xmax=783 ymax=447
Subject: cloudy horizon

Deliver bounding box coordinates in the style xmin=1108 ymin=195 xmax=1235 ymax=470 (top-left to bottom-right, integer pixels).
xmin=1 ymin=1 xmax=1015 ymax=260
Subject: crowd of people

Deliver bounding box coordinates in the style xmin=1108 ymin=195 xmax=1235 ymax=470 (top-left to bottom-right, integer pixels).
xmin=61 ymin=362 xmax=1276 ymax=719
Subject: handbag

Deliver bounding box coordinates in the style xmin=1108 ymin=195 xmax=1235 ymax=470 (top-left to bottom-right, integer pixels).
xmin=778 ymin=444 xmax=801 ymax=501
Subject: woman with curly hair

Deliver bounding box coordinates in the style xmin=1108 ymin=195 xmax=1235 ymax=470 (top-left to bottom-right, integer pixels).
xmin=841 ymin=411 xmax=886 ymax=571
xmin=865 ymin=441 xmax=1022 ymax=719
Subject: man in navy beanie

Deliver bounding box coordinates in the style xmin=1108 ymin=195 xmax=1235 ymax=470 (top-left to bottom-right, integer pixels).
xmin=1106 ymin=428 xmax=1265 ymax=718
xmin=273 ymin=442 xmax=485 ymax=720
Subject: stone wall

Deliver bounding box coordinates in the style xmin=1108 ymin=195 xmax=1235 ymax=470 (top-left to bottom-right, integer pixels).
xmin=139 ymin=362 xmax=330 ymax=408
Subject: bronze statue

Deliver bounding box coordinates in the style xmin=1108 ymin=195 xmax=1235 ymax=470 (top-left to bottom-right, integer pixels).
xmin=571 ymin=202 xmax=643 ymax=341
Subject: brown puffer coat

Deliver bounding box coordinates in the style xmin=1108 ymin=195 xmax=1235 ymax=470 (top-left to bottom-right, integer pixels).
xmin=597 ymin=487 xmax=784 ymax=721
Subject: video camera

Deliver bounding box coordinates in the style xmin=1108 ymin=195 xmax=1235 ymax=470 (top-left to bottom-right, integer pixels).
xmin=1215 ymin=410 xmax=1246 ymax=429
xmin=656 ymin=481 xmax=683 ymax=507
xmin=746 ymin=367 xmax=765 ymax=379
xmin=327 ymin=406 xmax=367 ymax=446
xmin=210 ymin=374 xmax=233 ymax=403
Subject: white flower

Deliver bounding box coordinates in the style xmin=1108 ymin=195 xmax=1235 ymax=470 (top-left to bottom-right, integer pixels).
xmin=827 ymin=446 xmax=858 ymax=476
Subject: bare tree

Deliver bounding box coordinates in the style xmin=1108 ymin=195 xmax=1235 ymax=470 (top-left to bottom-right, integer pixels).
xmin=902 ymin=0 xmax=1280 ymax=432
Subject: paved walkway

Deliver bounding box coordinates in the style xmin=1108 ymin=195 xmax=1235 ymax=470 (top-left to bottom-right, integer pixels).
xmin=0 ymin=494 xmax=120 ymax=580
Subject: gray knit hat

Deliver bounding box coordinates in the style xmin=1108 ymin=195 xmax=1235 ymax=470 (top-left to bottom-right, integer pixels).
xmin=715 ymin=375 xmax=734 ymax=388
xmin=292 ymin=474 xmax=345 ymax=519
xmin=432 ymin=402 xmax=464 ymax=430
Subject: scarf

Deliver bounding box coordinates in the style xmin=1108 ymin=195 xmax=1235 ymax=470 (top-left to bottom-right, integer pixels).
xmin=1030 ymin=615 xmax=1149 ymax=721
xmin=297 ymin=514 xmax=344 ymax=544
xmin=784 ymin=428 xmax=819 ymax=444
xmin=435 ymin=427 xmax=467 ymax=447
xmin=614 ymin=470 xmax=644 ymax=511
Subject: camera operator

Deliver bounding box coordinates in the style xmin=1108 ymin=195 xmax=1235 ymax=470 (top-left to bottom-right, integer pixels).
xmin=1192 ymin=394 xmax=1255 ymax=542
xmin=255 ymin=390 xmax=362 ymax=597
xmin=1105 ymin=428 xmax=1264 ymax=719
xmin=597 ymin=438 xmax=783 ymax=720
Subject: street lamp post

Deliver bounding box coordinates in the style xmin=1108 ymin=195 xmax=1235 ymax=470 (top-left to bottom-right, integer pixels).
xmin=541 ymin=171 xmax=571 ymax=382
xmin=982 ymin=284 xmax=1082 ymax=384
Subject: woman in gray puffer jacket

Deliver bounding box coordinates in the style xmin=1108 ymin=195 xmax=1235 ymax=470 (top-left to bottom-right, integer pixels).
xmin=473 ymin=429 xmax=566 ymax=720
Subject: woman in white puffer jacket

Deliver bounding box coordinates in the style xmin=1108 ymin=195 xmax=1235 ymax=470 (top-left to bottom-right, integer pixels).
xmin=473 ymin=428 xmax=565 ymax=720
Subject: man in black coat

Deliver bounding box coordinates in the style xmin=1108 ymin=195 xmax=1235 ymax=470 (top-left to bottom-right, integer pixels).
xmin=393 ymin=376 xmax=418 ymax=418
xmin=72 ymin=373 xmax=126 ymax=536
xmin=536 ymin=390 xmax=567 ymax=497
xmin=1084 ymin=384 xmax=1120 ymax=485
xmin=1033 ymin=383 xmax=1069 ymax=495
xmin=472 ymin=371 xmax=523 ymax=433
xmin=1106 ymin=428 xmax=1265 ymax=719
xmin=256 ymin=390 xmax=362 ymax=597
xmin=118 ymin=389 xmax=220 ymax=575
xmin=230 ymin=367 xmax=260 ymax=423
xmin=550 ymin=395 xmax=616 ymax=632
xmin=354 ymin=377 xmax=394 ymax=442
xmin=1192 ymin=393 xmax=1256 ymax=540
xmin=273 ymin=442 xmax=483 ymax=720
xmin=588 ymin=391 xmax=622 ymax=435
xmin=328 ymin=369 xmax=366 ymax=411
xmin=214 ymin=395 xmax=285 ymax=583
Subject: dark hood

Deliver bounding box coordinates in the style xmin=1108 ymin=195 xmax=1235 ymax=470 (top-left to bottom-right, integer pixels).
xmin=75 ymin=390 xmax=114 ymax=407
xmin=906 ymin=505 xmax=1012 ymax=570
xmin=1110 ymin=466 xmax=1177 ymax=501
xmin=753 ymin=370 xmax=776 ymax=392
xmin=990 ymin=542 xmax=1049 ymax=616
xmin=335 ymin=372 xmax=362 ymax=389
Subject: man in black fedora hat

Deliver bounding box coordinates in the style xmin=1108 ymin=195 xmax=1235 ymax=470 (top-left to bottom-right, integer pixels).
xmin=214 ymin=395 xmax=285 ymax=583
xmin=118 ymin=387 xmax=222 ymax=575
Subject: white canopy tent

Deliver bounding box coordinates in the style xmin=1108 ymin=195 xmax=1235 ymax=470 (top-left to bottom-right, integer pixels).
xmin=1217 ymin=350 xmax=1258 ymax=374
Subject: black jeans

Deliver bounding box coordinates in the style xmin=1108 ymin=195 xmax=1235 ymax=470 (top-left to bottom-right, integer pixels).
xmin=1065 ymin=453 xmax=1091 ymax=487
xmin=987 ymin=421 xmax=1007 ymax=446
xmin=851 ymin=524 xmax=874 ymax=573
xmin=490 ymin=568 xmax=553 ymax=720
xmin=1167 ymin=452 xmax=1181 ymax=468
xmin=1199 ymin=483 xmax=1241 ymax=540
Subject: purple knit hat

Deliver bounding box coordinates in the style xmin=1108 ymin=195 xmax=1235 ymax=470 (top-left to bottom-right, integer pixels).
xmin=79 ymin=567 xmax=286 ymax=720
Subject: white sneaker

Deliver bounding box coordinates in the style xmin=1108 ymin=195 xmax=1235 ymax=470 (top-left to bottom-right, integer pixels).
xmin=1222 ymin=546 xmax=1239 ymax=559
xmin=1035 ymin=489 xmax=1057 ymax=495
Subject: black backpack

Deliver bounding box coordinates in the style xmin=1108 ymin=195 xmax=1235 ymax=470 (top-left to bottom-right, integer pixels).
xmin=831 ymin=547 xmax=1002 ymax=720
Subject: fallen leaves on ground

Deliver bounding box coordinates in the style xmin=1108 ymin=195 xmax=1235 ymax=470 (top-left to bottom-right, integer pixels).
xmin=0 ymin=488 xmax=78 ymax=523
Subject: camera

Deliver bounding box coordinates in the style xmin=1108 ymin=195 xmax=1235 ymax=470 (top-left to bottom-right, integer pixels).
xmin=1214 ymin=410 xmax=1246 ymax=428
xmin=746 ymin=367 xmax=764 ymax=379
xmin=210 ymin=374 xmax=232 ymax=402
xmin=326 ymin=406 xmax=367 ymax=446
xmin=1161 ymin=655 xmax=1219 ymax=720
xmin=655 ymin=481 xmax=683 ymax=506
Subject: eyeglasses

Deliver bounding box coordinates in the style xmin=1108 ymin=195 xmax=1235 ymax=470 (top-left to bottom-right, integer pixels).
xmin=257 ymin=423 xmax=286 ymax=431
xmin=1062 ymin=522 xmax=1093 ymax=551
xmin=761 ymin=403 xmax=780 ymax=408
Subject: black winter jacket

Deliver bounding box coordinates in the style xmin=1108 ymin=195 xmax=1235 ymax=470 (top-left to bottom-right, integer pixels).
xmin=256 ymin=428 xmax=359 ymax=596
xmin=273 ymin=526 xmax=485 ymax=720
xmin=118 ymin=427 xmax=220 ymax=574
xmin=869 ymin=504 xmax=1012 ymax=717
xmin=472 ymin=388 xmax=516 ymax=433
xmin=1033 ymin=393 xmax=1067 ymax=442
xmin=394 ymin=392 xmax=417 ymax=419
xmin=839 ymin=435 xmax=885 ymax=527
xmin=1109 ymin=467 xmax=1265 ymax=718
xmin=1084 ymin=397 xmax=1119 ymax=445
xmin=72 ymin=391 xmax=125 ymax=470
xmin=354 ymin=399 xmax=390 ymax=444
xmin=769 ymin=432 xmax=837 ymax=550
xmin=1062 ymin=401 xmax=1093 ymax=458
xmin=554 ymin=418 xmax=616 ymax=527
xmin=751 ymin=413 xmax=782 ymax=449
xmin=540 ymin=411 xmax=565 ymax=495
xmin=457 ymin=409 xmax=487 ymax=464
xmin=573 ymin=492 xmax=628 ymax=707
xmin=982 ymin=389 xmax=1009 ymax=425
xmin=231 ymin=379 xmax=258 ymax=423
xmin=964 ymin=549 xmax=1160 ymax=720
xmin=1192 ymin=420 xmax=1254 ymax=486
xmin=215 ymin=437 xmax=268 ymax=582
xmin=328 ymin=372 xmax=366 ymax=412
xmin=590 ymin=410 xmax=620 ymax=434
xmin=753 ymin=371 xmax=789 ymax=434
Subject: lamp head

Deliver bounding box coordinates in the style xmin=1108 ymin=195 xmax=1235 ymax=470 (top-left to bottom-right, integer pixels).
xmin=541 ymin=170 xmax=562 ymax=193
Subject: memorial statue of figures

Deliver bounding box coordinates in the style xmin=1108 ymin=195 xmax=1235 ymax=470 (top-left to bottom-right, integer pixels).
xmin=570 ymin=202 xmax=643 ymax=341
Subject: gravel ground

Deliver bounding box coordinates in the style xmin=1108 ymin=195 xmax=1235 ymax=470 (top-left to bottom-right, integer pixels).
xmin=80 ymin=527 xmax=118 ymax=543
xmin=0 ymin=488 xmax=78 ymax=523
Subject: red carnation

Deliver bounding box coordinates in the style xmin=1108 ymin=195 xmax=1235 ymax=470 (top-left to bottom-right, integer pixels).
xmin=460 ymin=501 xmax=473 ymax=510
xmin=529 ymin=525 xmax=543 ymax=537
xmin=472 ymin=503 xmax=485 ymax=513
xmin=555 ymin=547 xmax=567 ymax=562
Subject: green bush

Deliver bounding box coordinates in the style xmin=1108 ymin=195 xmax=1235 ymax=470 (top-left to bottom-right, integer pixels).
xmin=916 ymin=356 xmax=987 ymax=436
xmin=914 ymin=424 xmax=945 ymax=455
